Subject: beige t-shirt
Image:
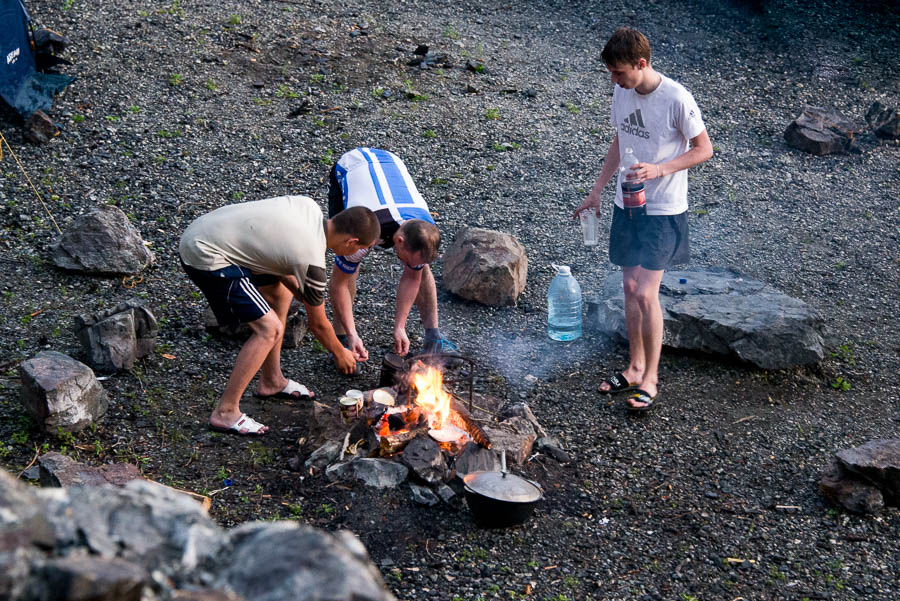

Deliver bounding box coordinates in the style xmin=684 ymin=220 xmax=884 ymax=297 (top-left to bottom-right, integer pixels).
xmin=179 ymin=195 xmax=327 ymax=305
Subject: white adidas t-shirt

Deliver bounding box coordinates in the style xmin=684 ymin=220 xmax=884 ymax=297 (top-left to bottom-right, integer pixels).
xmin=610 ymin=74 xmax=706 ymax=215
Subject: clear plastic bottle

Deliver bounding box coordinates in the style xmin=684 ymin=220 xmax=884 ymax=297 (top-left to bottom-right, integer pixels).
xmin=547 ymin=265 xmax=582 ymax=341
xmin=619 ymin=147 xmax=646 ymax=218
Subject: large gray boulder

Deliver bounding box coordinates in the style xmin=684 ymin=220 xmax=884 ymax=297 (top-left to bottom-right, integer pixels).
xmin=0 ymin=468 xmax=397 ymax=601
xmin=49 ymin=204 xmax=155 ymax=274
xmin=73 ymin=299 xmax=159 ymax=372
xmin=19 ymin=351 xmax=108 ymax=433
xmin=586 ymin=268 xmax=825 ymax=369
xmin=784 ymin=106 xmax=860 ymax=155
xmin=217 ymin=522 xmax=396 ymax=601
xmin=442 ymin=227 xmax=528 ymax=306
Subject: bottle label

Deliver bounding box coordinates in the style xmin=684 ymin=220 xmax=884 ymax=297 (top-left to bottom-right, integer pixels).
xmin=621 ymin=181 xmax=646 ymax=209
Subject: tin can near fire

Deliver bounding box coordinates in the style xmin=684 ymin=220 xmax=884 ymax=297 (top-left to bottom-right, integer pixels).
xmin=339 ymin=395 xmax=362 ymax=423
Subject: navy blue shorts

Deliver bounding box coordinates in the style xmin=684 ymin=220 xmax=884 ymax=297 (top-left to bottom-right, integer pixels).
xmin=608 ymin=206 xmax=690 ymax=271
xmin=181 ymin=261 xmax=278 ymax=326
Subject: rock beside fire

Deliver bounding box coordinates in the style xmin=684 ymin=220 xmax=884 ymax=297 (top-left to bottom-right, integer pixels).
xmin=481 ymin=416 xmax=538 ymax=466
xmin=586 ymin=268 xmax=825 ymax=369
xmin=401 ymin=434 xmax=447 ymax=485
xmin=409 ymin=482 xmax=441 ymax=506
xmin=326 ymin=458 xmax=410 ymax=489
xmin=453 ymin=443 xmax=501 ymax=477
xmin=442 ymin=227 xmax=528 ymax=306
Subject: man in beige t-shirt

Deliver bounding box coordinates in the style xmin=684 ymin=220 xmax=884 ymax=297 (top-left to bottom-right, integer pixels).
xmin=180 ymin=196 xmax=379 ymax=435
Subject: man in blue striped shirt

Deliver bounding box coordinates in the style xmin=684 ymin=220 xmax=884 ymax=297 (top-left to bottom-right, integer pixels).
xmin=328 ymin=148 xmax=458 ymax=363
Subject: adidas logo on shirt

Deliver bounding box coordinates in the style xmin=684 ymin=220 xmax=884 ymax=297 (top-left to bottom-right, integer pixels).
xmin=621 ymin=109 xmax=650 ymax=138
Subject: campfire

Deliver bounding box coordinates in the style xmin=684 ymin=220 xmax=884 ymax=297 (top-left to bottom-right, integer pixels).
xmin=354 ymin=354 xmax=491 ymax=457
xmin=310 ymin=351 xmax=549 ymax=527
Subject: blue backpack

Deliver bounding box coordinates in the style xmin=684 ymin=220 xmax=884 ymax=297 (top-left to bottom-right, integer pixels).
xmin=0 ymin=0 xmax=74 ymax=117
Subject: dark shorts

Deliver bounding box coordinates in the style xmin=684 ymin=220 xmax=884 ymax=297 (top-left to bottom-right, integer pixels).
xmin=181 ymin=260 xmax=278 ymax=326
xmin=608 ymin=206 xmax=690 ymax=271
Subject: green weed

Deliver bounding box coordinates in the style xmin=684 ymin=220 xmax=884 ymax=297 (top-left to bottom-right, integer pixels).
xmin=276 ymin=84 xmax=300 ymax=98
xmin=831 ymin=376 xmax=851 ymax=392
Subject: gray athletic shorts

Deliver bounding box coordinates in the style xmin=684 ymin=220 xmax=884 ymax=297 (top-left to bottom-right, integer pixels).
xmin=608 ymin=206 xmax=690 ymax=271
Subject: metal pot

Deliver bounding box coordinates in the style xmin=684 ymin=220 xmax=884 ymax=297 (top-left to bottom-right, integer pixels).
xmin=462 ymin=451 xmax=543 ymax=528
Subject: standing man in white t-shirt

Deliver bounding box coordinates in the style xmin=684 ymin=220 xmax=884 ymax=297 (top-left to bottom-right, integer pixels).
xmin=574 ymin=27 xmax=713 ymax=412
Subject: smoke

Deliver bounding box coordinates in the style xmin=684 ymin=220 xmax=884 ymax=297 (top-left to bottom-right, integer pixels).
xmin=485 ymin=330 xmax=614 ymax=394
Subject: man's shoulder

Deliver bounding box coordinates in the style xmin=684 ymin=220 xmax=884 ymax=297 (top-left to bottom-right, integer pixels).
xmin=658 ymin=75 xmax=696 ymax=101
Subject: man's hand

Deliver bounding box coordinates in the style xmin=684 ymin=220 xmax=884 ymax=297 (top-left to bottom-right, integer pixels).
xmin=347 ymin=333 xmax=369 ymax=362
xmin=333 ymin=346 xmax=357 ymax=374
xmin=393 ymin=327 xmax=410 ymax=356
xmin=573 ymin=195 xmax=602 ymax=220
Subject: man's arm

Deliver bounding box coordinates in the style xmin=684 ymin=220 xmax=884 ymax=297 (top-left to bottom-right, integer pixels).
xmin=304 ymin=301 xmax=357 ymax=374
xmin=279 ymin=274 xmax=358 ymax=373
xmin=632 ymin=130 xmax=713 ymax=182
xmin=574 ymin=133 xmax=620 ymax=218
xmin=328 ymin=268 xmax=368 ymax=361
xmin=393 ymin=265 xmax=424 ymax=356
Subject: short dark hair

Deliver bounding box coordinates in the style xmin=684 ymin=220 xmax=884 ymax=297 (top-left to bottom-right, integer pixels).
xmin=601 ymin=27 xmax=651 ymax=67
xmin=330 ymin=206 xmax=380 ymax=245
xmin=399 ymin=219 xmax=440 ymax=264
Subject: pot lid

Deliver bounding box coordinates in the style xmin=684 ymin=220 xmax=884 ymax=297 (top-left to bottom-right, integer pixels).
xmin=463 ymin=470 xmax=542 ymax=503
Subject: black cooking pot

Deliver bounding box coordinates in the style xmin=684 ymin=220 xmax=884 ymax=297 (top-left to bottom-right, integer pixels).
xmin=462 ymin=451 xmax=543 ymax=528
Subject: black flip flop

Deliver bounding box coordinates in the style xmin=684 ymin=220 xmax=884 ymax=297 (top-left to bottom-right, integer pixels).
xmin=626 ymin=389 xmax=659 ymax=413
xmin=599 ymin=372 xmax=636 ymax=394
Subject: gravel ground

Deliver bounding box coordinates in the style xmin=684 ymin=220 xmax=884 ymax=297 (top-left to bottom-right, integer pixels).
xmin=1 ymin=1 xmax=899 ymax=600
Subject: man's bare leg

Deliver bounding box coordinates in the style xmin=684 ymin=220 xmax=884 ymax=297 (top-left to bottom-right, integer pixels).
xmin=625 ymin=266 xmax=664 ymax=408
xmin=255 ymin=281 xmax=295 ymax=397
xmin=209 ymin=310 xmax=283 ymax=431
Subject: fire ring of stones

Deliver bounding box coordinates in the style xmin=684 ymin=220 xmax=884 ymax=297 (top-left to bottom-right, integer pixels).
xmin=298 ymin=352 xmax=569 ymax=513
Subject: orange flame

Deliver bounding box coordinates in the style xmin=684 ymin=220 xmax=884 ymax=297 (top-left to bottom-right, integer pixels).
xmin=411 ymin=364 xmax=452 ymax=430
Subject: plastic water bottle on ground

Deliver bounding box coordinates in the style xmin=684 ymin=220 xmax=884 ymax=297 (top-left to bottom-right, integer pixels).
xmin=547 ymin=264 xmax=582 ymax=341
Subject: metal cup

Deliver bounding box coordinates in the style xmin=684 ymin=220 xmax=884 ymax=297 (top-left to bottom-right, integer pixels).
xmin=579 ymin=207 xmax=598 ymax=246
xmin=340 ymin=395 xmax=362 ymax=423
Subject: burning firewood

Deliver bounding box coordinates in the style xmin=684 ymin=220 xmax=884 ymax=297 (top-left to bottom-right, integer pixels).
xmin=380 ymin=426 xmax=430 ymax=456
